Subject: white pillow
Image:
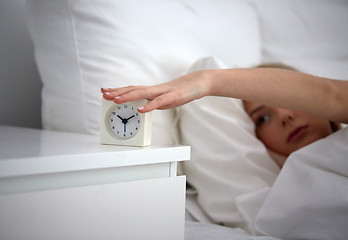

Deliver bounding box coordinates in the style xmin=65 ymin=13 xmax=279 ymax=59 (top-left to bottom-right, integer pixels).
xmin=180 ymin=57 xmax=280 ymax=230
xmin=253 ymin=0 xmax=348 ymax=80
xmin=26 ymin=0 xmax=261 ymax=145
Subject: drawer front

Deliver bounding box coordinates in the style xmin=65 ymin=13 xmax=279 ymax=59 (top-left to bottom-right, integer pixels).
xmin=0 ymin=176 xmax=186 ymax=240
xmin=0 ymin=162 xmax=177 ymax=195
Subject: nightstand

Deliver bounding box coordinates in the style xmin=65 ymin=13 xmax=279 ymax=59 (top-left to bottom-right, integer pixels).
xmin=0 ymin=125 xmax=190 ymax=240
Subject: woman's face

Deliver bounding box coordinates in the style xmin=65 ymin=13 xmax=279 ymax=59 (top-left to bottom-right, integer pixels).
xmin=244 ymin=101 xmax=333 ymax=157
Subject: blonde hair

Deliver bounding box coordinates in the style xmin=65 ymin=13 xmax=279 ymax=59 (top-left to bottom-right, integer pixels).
xmin=256 ymin=62 xmax=298 ymax=71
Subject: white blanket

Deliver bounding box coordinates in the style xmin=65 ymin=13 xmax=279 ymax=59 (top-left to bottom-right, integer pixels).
xmin=254 ymin=127 xmax=348 ymax=239
xmin=186 ymin=127 xmax=348 ymax=240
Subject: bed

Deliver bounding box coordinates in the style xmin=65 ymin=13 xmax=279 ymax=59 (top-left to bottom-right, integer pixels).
xmin=5 ymin=0 xmax=348 ymax=239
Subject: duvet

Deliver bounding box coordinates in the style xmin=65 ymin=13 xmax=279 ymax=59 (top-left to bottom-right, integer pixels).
xmin=186 ymin=127 xmax=348 ymax=240
xmin=254 ymin=126 xmax=348 ymax=239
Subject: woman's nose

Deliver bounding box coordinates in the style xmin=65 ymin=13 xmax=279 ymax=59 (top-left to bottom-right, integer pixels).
xmin=278 ymin=109 xmax=294 ymax=127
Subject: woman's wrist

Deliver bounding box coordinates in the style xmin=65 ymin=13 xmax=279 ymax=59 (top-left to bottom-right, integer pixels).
xmin=209 ymin=68 xmax=234 ymax=97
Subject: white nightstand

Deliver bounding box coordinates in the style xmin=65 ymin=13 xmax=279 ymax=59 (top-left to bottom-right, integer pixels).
xmin=0 ymin=125 xmax=190 ymax=240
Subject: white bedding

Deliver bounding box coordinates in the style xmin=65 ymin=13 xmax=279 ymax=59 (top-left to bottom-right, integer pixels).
xmin=186 ymin=127 xmax=348 ymax=239
xmin=185 ymin=221 xmax=281 ymax=240
xmin=254 ymin=127 xmax=348 ymax=239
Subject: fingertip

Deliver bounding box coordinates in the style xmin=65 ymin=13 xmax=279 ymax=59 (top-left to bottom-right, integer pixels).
xmin=103 ymin=92 xmax=114 ymax=100
xmin=113 ymin=96 xmax=122 ymax=104
xmin=101 ymin=88 xmax=111 ymax=93
xmin=138 ymin=105 xmax=154 ymax=113
xmin=137 ymin=106 xmax=146 ymax=113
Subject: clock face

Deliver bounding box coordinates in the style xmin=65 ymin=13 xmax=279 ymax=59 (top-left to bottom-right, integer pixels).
xmin=108 ymin=103 xmax=141 ymax=139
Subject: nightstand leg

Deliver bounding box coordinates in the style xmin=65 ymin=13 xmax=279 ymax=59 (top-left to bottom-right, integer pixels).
xmin=169 ymin=162 xmax=177 ymax=177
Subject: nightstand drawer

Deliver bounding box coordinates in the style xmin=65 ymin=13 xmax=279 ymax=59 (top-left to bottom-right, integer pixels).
xmin=0 ymin=176 xmax=186 ymax=240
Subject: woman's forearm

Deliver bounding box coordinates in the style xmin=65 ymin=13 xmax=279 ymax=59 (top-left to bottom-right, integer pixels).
xmin=211 ymin=68 xmax=348 ymax=123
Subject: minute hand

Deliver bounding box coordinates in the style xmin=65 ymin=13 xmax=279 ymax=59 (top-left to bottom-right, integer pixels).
xmin=126 ymin=115 xmax=135 ymax=121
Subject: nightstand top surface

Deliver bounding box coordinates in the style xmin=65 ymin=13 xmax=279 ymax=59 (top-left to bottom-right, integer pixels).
xmin=0 ymin=125 xmax=190 ymax=178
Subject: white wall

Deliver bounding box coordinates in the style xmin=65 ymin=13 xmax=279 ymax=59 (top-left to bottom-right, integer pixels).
xmin=0 ymin=0 xmax=42 ymax=129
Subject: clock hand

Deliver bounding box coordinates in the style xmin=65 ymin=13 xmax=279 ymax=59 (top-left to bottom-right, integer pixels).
xmin=124 ymin=115 xmax=135 ymax=133
xmin=118 ymin=115 xmax=135 ymax=133
xmin=117 ymin=115 xmax=129 ymax=125
xmin=126 ymin=115 xmax=135 ymax=121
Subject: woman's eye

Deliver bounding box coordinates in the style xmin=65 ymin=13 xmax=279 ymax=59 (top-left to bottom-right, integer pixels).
xmin=256 ymin=114 xmax=270 ymax=126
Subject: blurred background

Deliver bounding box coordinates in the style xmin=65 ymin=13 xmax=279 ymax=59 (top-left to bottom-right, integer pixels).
xmin=0 ymin=0 xmax=41 ymax=129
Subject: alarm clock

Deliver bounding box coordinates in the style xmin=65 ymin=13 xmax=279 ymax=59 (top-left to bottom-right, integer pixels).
xmin=100 ymin=98 xmax=152 ymax=147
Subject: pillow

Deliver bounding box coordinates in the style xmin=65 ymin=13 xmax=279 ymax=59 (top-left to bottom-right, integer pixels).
xmin=254 ymin=127 xmax=348 ymax=239
xmin=253 ymin=0 xmax=348 ymax=80
xmin=26 ymin=0 xmax=261 ymax=145
xmin=180 ymin=57 xmax=280 ymax=231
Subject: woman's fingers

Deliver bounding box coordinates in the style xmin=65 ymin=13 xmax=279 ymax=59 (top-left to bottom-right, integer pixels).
xmin=113 ymin=88 xmax=156 ymax=104
xmin=101 ymin=86 xmax=147 ymax=101
xmin=137 ymin=92 xmax=177 ymax=113
xmin=101 ymin=86 xmax=174 ymax=112
xmin=102 ymin=86 xmax=147 ymax=95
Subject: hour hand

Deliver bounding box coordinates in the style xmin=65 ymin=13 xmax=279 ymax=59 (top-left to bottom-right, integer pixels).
xmin=117 ymin=115 xmax=124 ymax=121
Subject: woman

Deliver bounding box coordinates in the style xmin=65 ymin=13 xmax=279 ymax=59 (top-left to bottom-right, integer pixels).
xmin=101 ymin=67 xmax=348 ymax=165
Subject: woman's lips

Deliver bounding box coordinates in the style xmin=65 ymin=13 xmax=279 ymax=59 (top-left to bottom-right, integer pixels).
xmin=287 ymin=125 xmax=308 ymax=143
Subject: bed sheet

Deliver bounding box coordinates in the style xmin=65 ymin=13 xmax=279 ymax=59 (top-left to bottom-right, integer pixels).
xmin=185 ymin=221 xmax=280 ymax=240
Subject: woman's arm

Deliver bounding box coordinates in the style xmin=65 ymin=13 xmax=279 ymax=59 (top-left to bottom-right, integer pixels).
xmin=102 ymin=68 xmax=348 ymax=123
xmin=212 ymin=68 xmax=348 ymax=123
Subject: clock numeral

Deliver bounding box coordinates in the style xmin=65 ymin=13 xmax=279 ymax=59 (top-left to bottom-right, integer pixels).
xmin=109 ymin=103 xmax=141 ymax=139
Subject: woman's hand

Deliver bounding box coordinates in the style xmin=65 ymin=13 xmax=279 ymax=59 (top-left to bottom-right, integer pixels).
xmin=101 ymin=70 xmax=217 ymax=113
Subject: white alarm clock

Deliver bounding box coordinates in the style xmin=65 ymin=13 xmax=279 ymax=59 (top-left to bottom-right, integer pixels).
xmin=100 ymin=98 xmax=152 ymax=147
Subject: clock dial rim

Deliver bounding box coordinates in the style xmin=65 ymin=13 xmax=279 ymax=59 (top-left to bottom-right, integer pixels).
xmin=106 ymin=103 xmax=142 ymax=139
